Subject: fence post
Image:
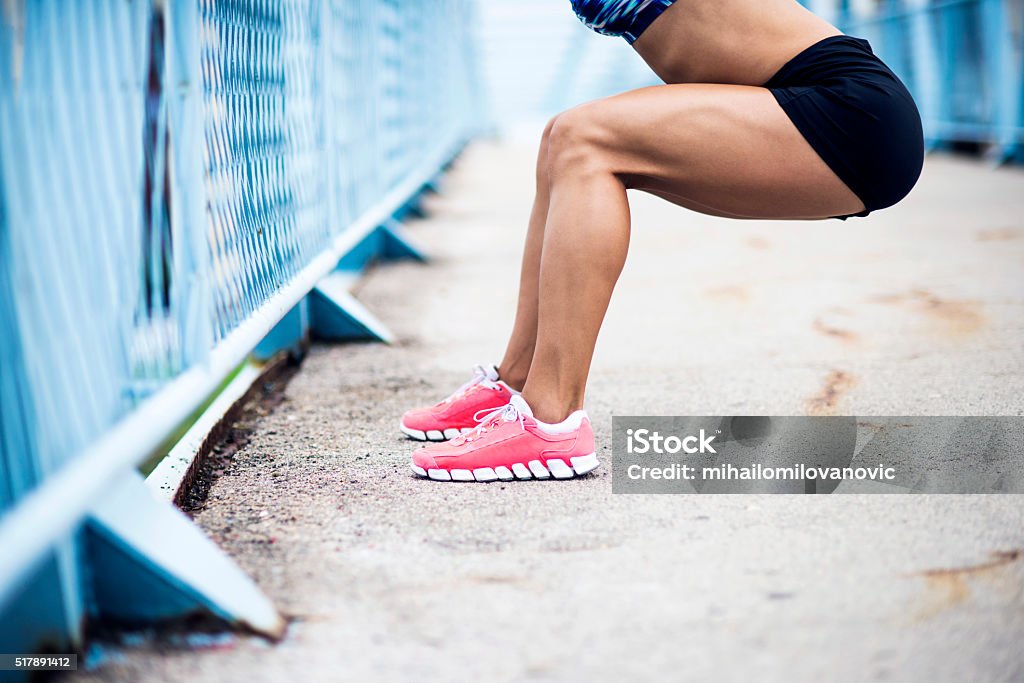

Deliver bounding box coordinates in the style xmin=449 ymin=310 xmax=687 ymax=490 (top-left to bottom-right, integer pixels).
xmin=906 ymin=0 xmax=943 ymax=150
xmin=980 ymin=0 xmax=1021 ymax=160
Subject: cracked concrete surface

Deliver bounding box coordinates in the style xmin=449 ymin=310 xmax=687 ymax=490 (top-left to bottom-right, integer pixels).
xmin=80 ymin=139 xmax=1024 ymax=682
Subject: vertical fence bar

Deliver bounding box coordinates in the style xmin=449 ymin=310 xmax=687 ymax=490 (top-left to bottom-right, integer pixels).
xmin=980 ymin=0 xmax=1020 ymax=159
xmin=906 ymin=0 xmax=942 ymax=149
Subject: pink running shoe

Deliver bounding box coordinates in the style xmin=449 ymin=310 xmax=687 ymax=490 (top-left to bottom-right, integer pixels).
xmin=400 ymin=364 xmax=516 ymax=441
xmin=410 ymin=395 xmax=600 ymax=482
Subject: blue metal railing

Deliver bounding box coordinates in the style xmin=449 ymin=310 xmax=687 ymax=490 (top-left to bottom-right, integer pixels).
xmin=838 ymin=0 xmax=1023 ymax=159
xmin=0 ymin=0 xmax=479 ymax=658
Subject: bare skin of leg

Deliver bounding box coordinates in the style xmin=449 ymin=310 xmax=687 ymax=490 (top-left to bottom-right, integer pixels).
xmin=496 ymin=117 xmax=558 ymax=392
xmin=498 ymin=84 xmax=864 ymax=423
xmin=496 ymin=114 xmax=738 ymax=392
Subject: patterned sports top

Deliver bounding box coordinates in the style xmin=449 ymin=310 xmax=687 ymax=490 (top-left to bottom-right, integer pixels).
xmin=570 ymin=0 xmax=677 ymax=44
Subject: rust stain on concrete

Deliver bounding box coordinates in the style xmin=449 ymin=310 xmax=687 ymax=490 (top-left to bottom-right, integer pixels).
xmin=976 ymin=227 xmax=1022 ymax=242
xmin=917 ymin=549 xmax=1021 ymax=580
xmin=867 ymin=293 xmax=905 ymax=305
xmin=806 ymin=370 xmax=856 ymax=416
xmin=812 ymin=317 xmax=859 ymax=343
xmin=704 ymin=284 xmax=751 ymax=303
xmin=856 ymin=420 xmax=914 ymax=431
xmin=868 ymin=289 xmax=985 ymax=335
xmin=913 ymin=550 xmax=1023 ymax=617
xmin=745 ymin=236 xmax=772 ymax=250
xmin=909 ymin=289 xmax=985 ymax=334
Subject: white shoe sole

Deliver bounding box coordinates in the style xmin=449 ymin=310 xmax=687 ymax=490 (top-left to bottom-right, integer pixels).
xmin=400 ymin=423 xmax=473 ymax=442
xmin=410 ymin=453 xmax=599 ymax=482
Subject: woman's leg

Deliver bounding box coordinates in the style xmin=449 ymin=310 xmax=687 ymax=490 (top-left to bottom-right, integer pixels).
xmin=496 ymin=114 xmax=745 ymax=396
xmin=496 ymin=116 xmax=559 ymax=391
xmin=519 ymin=84 xmax=864 ymax=423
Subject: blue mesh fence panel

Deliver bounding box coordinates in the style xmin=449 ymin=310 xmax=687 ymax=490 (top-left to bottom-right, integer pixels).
xmin=0 ymin=0 xmax=479 ymax=649
xmin=201 ymin=0 xmax=331 ymax=343
xmin=0 ymin=0 xmax=480 ymax=520
xmin=1 ymin=3 xmax=150 ymax=485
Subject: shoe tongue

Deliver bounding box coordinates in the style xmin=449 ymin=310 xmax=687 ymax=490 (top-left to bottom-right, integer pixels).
xmin=509 ymin=394 xmax=533 ymax=418
xmin=482 ymin=364 xmax=500 ymax=382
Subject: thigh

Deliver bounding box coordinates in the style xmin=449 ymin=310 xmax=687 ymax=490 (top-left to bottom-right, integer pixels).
xmin=572 ymin=83 xmax=865 ymax=219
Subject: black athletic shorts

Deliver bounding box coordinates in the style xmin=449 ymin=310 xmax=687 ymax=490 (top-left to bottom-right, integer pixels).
xmin=765 ymin=35 xmax=924 ymax=218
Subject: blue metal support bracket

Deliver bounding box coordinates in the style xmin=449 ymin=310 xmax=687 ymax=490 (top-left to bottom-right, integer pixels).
xmin=0 ymin=555 xmax=81 ymax=662
xmin=335 ymin=220 xmax=427 ymax=272
xmin=311 ymin=219 xmax=427 ymax=343
xmin=310 ymin=272 xmax=395 ymax=343
xmin=253 ymin=297 xmax=310 ymax=362
xmin=85 ymin=472 xmax=286 ymax=637
xmin=249 ymin=219 xmax=424 ymax=347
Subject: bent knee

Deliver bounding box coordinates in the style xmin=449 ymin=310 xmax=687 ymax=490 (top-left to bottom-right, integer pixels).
xmin=546 ymin=105 xmax=616 ymax=176
xmin=541 ymin=114 xmax=560 ymax=145
xmin=536 ymin=114 xmax=561 ymax=186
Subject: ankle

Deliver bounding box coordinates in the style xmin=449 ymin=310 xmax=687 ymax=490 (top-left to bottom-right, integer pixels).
xmin=519 ymin=388 xmax=583 ymax=424
xmin=496 ymin=362 xmax=529 ymax=393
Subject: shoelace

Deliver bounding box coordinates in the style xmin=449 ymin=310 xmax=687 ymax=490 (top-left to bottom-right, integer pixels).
xmin=458 ymin=402 xmax=526 ymax=444
xmin=438 ymin=364 xmax=492 ymax=405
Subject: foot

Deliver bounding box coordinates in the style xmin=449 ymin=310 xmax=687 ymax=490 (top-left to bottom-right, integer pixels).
xmin=400 ymin=365 xmax=516 ymax=441
xmin=410 ymin=395 xmax=600 ymax=482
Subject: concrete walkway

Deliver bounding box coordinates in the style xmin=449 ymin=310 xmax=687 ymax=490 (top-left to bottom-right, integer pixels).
xmin=84 ymin=139 xmax=1024 ymax=682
